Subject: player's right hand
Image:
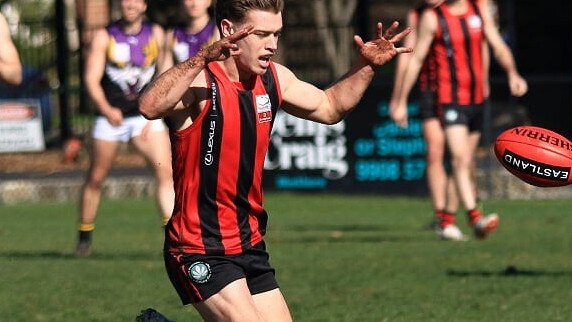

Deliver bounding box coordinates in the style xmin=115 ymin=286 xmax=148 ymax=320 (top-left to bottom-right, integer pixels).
xmin=389 ymin=101 xmax=408 ymax=128
xmin=508 ymin=73 xmax=528 ymax=97
xmin=200 ymin=25 xmax=254 ymax=63
xmin=105 ymin=107 xmax=124 ymax=127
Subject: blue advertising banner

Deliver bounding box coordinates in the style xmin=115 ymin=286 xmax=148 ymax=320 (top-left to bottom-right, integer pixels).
xmin=263 ymin=87 xmax=429 ymax=196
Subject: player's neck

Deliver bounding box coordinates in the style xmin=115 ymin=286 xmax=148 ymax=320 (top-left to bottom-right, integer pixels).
xmin=220 ymin=59 xmax=255 ymax=84
xmin=446 ymin=0 xmax=468 ymax=15
xmin=120 ymin=18 xmax=144 ymax=35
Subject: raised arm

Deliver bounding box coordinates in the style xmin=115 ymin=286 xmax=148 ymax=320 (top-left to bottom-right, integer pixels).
xmin=0 ymin=14 xmax=22 ymax=85
xmin=279 ymin=21 xmax=412 ymax=125
xmin=138 ymin=26 xmax=254 ymax=121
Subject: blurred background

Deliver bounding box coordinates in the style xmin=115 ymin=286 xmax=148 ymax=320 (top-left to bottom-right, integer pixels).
xmin=1 ymin=0 xmax=571 ymax=201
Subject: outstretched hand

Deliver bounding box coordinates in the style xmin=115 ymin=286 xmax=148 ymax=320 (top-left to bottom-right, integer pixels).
xmin=200 ymin=25 xmax=255 ymax=62
xmin=354 ymin=22 xmax=412 ymax=67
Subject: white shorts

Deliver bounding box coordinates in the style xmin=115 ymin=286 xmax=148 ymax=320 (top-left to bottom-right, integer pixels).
xmin=92 ymin=115 xmax=167 ymax=142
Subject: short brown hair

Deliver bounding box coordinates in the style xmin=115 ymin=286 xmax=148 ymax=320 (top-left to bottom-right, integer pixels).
xmin=215 ymin=0 xmax=284 ymax=26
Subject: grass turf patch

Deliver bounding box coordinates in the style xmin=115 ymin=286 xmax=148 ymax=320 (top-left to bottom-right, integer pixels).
xmin=1 ymin=194 xmax=571 ymax=321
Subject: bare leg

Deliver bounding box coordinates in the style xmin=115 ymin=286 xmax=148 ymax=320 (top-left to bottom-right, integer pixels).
xmin=444 ymin=176 xmax=459 ymax=214
xmin=77 ymin=139 xmax=120 ymax=256
xmin=132 ymin=127 xmax=174 ymax=224
xmin=193 ymin=279 xmax=292 ymax=322
xmin=423 ymin=118 xmax=448 ymax=213
xmin=445 ymin=125 xmax=480 ymax=212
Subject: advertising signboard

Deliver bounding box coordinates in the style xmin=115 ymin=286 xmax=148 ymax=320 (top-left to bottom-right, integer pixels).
xmin=264 ymin=86 xmax=428 ymax=195
xmin=0 ymin=99 xmax=45 ymax=153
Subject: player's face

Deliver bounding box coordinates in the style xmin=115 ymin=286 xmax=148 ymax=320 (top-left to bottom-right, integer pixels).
xmin=121 ymin=0 xmax=147 ymax=23
xmin=232 ymin=10 xmax=283 ymax=77
xmin=183 ymin=0 xmax=212 ymax=19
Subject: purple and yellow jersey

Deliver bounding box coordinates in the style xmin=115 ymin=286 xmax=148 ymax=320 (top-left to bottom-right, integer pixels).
xmin=171 ymin=20 xmax=218 ymax=63
xmin=102 ymin=21 xmax=159 ymax=115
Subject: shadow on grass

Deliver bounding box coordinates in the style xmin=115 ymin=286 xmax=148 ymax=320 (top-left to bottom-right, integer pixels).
xmin=286 ymin=224 xmax=391 ymax=232
xmin=0 ymin=250 xmax=162 ymax=261
xmin=447 ymin=266 xmax=572 ymax=277
xmin=274 ymin=235 xmax=424 ymax=243
xmin=272 ymin=224 xmax=425 ymax=243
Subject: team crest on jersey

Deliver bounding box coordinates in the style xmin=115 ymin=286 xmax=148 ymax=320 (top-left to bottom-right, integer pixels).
xmin=256 ymin=94 xmax=272 ymax=123
xmin=468 ymin=15 xmax=482 ymax=29
xmin=187 ymin=261 xmax=211 ymax=284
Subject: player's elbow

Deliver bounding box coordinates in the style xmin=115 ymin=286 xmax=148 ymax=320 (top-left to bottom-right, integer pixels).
xmin=138 ymin=94 xmax=159 ymax=120
xmin=3 ymin=68 xmax=22 ymax=86
xmin=11 ymin=70 xmax=22 ymax=86
xmin=322 ymin=110 xmax=347 ymax=125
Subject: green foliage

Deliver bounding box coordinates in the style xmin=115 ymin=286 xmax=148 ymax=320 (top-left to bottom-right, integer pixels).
xmin=6 ymin=0 xmax=56 ymax=69
xmin=1 ymin=194 xmax=571 ymax=321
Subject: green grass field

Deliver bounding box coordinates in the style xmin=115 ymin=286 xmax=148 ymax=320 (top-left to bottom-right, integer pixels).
xmin=1 ymin=193 xmax=571 ymax=321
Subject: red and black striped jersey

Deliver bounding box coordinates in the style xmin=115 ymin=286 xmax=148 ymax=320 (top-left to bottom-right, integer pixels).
xmin=432 ymin=1 xmax=485 ymax=105
xmin=166 ymin=61 xmax=281 ymax=255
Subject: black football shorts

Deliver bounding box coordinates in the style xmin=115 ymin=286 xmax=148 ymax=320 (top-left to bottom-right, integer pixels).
xmin=163 ymin=241 xmax=278 ymax=304
xmin=441 ymin=102 xmax=484 ymax=133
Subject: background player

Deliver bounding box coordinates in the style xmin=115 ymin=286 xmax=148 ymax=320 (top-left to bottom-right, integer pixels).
xmin=0 ymin=13 xmax=22 ymax=86
xmin=76 ymin=0 xmax=174 ymax=257
xmin=392 ymin=0 xmax=527 ymax=239
xmin=389 ymin=0 xmax=467 ymax=241
xmin=163 ymin=0 xmax=219 ymax=72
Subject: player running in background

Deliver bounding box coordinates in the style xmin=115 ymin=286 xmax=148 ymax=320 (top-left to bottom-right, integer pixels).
xmin=392 ymin=0 xmax=527 ymax=239
xmin=138 ymin=0 xmax=412 ymax=320
xmin=76 ymin=0 xmax=174 ymax=257
xmin=389 ymin=0 xmax=467 ymax=241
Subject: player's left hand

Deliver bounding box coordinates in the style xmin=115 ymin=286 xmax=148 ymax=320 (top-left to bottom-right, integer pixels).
xmin=354 ymin=21 xmax=412 ymax=67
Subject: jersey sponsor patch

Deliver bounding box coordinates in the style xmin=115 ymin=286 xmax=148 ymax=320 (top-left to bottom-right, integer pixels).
xmin=256 ymin=94 xmax=272 ymax=123
xmin=468 ymin=15 xmax=482 ymax=29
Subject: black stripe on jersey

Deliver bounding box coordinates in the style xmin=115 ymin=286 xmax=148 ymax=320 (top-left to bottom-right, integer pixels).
xmin=262 ymin=68 xmax=280 ymax=128
xmin=235 ymin=90 xmax=257 ymax=249
xmin=257 ymin=68 xmax=279 ymax=235
xmin=435 ymin=7 xmax=458 ymax=105
xmin=199 ymin=70 xmax=224 ymax=254
xmin=469 ymin=0 xmax=483 ymax=20
xmin=414 ymin=2 xmax=430 ymax=16
xmin=468 ymin=0 xmax=483 ymax=104
xmin=459 ymin=18 xmax=476 ymax=104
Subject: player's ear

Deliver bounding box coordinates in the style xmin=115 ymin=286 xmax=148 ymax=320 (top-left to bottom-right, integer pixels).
xmin=220 ymin=19 xmax=234 ymax=37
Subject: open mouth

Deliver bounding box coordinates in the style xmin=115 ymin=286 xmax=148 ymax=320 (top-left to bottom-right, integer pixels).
xmin=259 ymin=55 xmax=272 ymax=67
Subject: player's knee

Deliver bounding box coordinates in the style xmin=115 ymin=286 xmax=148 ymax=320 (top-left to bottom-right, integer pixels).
xmin=426 ymin=150 xmax=444 ymax=165
xmin=84 ymin=176 xmax=106 ymax=190
xmin=450 ymin=155 xmax=472 ymax=170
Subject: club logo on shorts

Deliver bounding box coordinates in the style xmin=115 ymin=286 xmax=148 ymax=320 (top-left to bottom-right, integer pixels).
xmin=187 ymin=261 xmax=211 ymax=284
xmin=445 ymin=109 xmax=459 ymax=123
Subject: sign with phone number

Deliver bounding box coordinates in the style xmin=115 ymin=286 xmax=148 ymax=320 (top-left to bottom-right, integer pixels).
xmin=263 ymin=92 xmax=428 ymax=196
